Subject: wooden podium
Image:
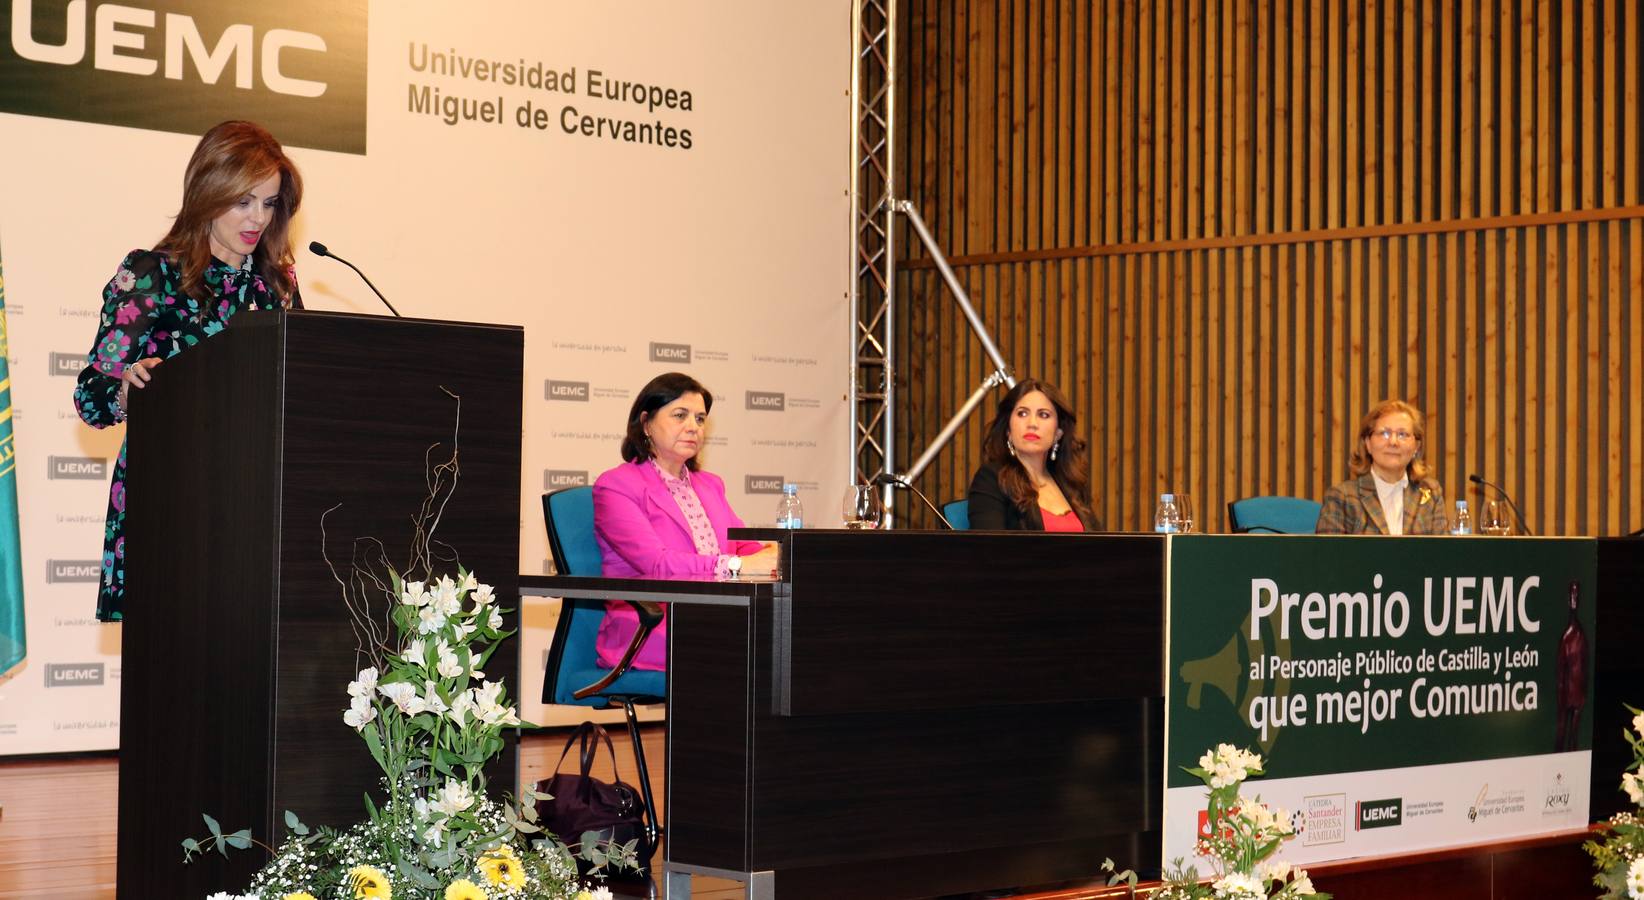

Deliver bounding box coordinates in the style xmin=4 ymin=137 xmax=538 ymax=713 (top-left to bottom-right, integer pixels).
xmin=116 ymin=310 xmax=523 ymax=898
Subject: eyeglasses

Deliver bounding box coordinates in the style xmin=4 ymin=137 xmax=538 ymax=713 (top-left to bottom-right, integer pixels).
xmin=1372 ymin=429 xmax=1415 ymax=443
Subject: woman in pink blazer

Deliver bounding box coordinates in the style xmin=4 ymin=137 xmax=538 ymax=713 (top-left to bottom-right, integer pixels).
xmin=592 ymin=372 xmax=780 ymax=669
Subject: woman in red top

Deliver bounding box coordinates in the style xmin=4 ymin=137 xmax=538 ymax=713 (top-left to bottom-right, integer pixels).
xmin=965 ymin=379 xmax=1098 ymax=531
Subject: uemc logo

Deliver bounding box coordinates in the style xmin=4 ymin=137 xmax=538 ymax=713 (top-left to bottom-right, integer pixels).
xmin=1 ymin=1 xmax=369 ymax=154
xmin=545 ymin=380 xmax=589 ymax=401
xmin=49 ymin=352 xmax=86 ymax=377
xmin=48 ymin=455 xmax=107 ymax=479
xmin=544 ymin=469 xmax=589 ymax=489
xmin=45 ymin=662 xmax=105 ymax=687
xmin=47 ymin=559 xmax=101 ymax=582
xmin=745 ymin=391 xmax=785 ymax=411
xmin=648 ymin=342 xmax=691 ymax=363
xmin=745 ymin=475 xmax=784 ymax=494
xmin=1355 ymin=798 xmax=1402 ymax=830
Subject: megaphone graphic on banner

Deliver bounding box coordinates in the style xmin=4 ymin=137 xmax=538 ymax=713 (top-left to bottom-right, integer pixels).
xmin=1179 ymin=632 xmax=1242 ymax=710
xmin=1177 ymin=609 xmax=1292 ymax=755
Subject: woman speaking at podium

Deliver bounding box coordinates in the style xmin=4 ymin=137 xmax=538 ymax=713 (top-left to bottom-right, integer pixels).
xmin=966 ymin=378 xmax=1098 ymax=531
xmin=71 ymin=121 xmax=305 ymax=622
xmin=1315 ymin=399 xmax=1450 ymax=535
xmin=591 ymin=372 xmax=780 ymax=670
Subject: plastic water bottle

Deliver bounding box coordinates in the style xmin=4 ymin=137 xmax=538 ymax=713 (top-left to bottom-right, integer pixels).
xmin=1154 ymin=493 xmax=1180 ymax=534
xmin=1452 ymin=499 xmax=1473 ymax=535
xmin=775 ymin=483 xmax=804 ymax=529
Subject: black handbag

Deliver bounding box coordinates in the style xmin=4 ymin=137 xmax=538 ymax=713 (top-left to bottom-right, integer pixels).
xmin=536 ymin=722 xmax=654 ymax=867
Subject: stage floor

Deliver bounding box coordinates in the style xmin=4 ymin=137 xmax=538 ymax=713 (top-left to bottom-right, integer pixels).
xmin=0 ymin=730 xmax=1595 ymax=899
xmin=0 ymin=727 xmax=766 ymax=900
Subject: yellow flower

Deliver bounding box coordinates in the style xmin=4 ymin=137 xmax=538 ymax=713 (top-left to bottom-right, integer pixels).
xmin=443 ymin=879 xmax=486 ymax=900
xmin=478 ymin=844 xmax=526 ymax=888
xmin=282 ymin=894 xmax=318 ymax=900
xmin=348 ymin=864 xmax=392 ymax=899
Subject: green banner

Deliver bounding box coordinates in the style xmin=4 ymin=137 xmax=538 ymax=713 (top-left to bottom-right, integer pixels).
xmin=1167 ymin=535 xmax=1597 ymax=788
xmin=0 ymin=254 xmax=24 ymax=675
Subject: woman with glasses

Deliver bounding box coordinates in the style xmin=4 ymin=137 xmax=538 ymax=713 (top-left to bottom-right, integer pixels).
xmin=1315 ymin=400 xmax=1450 ymax=535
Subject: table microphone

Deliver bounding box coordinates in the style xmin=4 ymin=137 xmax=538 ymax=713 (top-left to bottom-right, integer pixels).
xmin=309 ymin=241 xmax=402 ymax=317
xmin=872 ymin=473 xmax=955 ymax=529
xmin=1468 ymin=473 xmax=1533 ymax=536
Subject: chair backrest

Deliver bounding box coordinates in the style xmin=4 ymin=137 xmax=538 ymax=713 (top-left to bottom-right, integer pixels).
xmin=942 ymin=498 xmax=971 ymax=530
xmin=541 ymin=487 xmax=607 ymax=705
xmin=1227 ymin=495 xmax=1323 ymax=534
xmin=543 ymin=486 xmax=602 ymax=576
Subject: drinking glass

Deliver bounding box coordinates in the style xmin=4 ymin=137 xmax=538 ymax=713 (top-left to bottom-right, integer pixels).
xmin=1481 ymin=500 xmax=1513 ymax=536
xmin=843 ymin=485 xmax=884 ymax=529
xmin=1175 ymin=493 xmax=1196 ymax=533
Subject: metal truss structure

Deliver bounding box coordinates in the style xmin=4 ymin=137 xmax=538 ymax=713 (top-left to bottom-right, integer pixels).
xmin=850 ymin=0 xmax=1015 ymax=526
xmin=849 ymin=0 xmax=896 ymax=500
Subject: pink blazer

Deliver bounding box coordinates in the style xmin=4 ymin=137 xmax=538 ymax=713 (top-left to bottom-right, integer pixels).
xmin=591 ymin=459 xmax=762 ymax=669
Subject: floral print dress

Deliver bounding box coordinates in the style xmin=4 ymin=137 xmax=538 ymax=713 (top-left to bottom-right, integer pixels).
xmin=73 ymin=249 xmax=299 ymax=621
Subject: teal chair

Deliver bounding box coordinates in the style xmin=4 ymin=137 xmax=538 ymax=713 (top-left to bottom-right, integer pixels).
xmin=540 ymin=486 xmax=662 ymax=856
xmin=1227 ymin=495 xmax=1323 ymax=534
xmin=942 ymin=498 xmax=971 ymax=530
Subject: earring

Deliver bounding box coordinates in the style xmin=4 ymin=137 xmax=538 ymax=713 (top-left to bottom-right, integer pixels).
xmin=1007 ymin=441 xmax=1018 ymax=459
xmin=1050 ymin=440 xmax=1059 ymax=462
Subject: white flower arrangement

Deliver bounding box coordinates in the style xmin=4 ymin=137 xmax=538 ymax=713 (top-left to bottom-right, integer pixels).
xmin=184 ymin=412 xmax=635 ymax=898
xmin=1149 ymin=744 xmax=1327 ymax=900
xmin=1585 ymin=703 xmax=1644 ymax=899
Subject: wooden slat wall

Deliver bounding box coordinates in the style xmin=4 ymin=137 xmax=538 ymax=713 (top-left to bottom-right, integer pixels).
xmin=895 ymin=0 xmax=1644 ymax=535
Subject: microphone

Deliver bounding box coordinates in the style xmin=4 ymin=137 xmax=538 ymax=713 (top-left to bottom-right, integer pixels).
xmin=1468 ymin=473 xmax=1533 ymax=536
xmin=309 ymin=241 xmax=401 ymax=317
xmin=871 ymin=472 xmax=955 ymax=529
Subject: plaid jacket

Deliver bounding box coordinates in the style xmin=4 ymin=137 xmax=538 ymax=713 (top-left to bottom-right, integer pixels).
xmin=1315 ymin=473 xmax=1450 ymax=535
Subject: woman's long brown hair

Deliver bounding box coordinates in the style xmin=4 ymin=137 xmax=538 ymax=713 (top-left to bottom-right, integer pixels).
xmin=154 ymin=121 xmax=303 ymax=302
xmin=980 ymin=378 xmax=1095 ymax=525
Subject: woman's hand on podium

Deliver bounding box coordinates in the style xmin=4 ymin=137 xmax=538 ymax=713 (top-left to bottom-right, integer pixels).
xmin=739 ymin=543 xmax=782 ymax=578
xmin=117 ymin=357 xmax=164 ymax=412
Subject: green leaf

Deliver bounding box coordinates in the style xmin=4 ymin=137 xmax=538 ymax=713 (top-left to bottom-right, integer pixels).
xmin=284 ymin=809 xmax=309 ymax=836
xmin=202 ymin=813 xmax=222 ymax=838
xmin=225 ymin=830 xmax=252 ymax=850
xmin=397 ymin=857 xmax=439 ymax=888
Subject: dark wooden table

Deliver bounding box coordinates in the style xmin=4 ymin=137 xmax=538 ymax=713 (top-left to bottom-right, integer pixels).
xmin=526 ymin=529 xmax=1168 ymax=900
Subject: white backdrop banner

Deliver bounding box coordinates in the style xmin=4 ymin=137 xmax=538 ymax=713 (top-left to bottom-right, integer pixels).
xmin=0 ymin=0 xmax=852 ymax=753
